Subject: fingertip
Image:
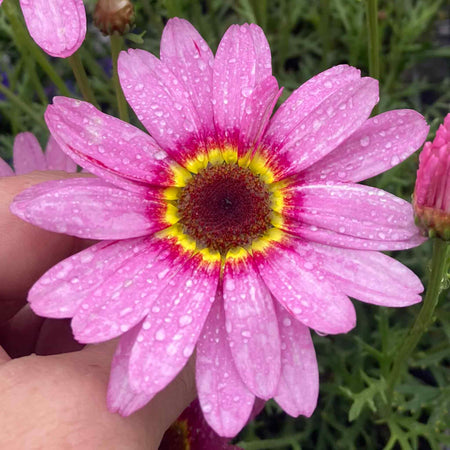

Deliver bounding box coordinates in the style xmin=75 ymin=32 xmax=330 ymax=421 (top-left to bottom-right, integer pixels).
xmin=0 ymin=172 xmax=90 ymax=322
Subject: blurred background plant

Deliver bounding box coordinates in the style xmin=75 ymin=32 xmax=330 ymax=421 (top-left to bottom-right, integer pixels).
xmin=0 ymin=0 xmax=449 ymax=448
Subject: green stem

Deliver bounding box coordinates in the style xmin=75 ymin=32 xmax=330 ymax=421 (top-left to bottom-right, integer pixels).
xmin=26 ymin=59 xmax=49 ymax=105
xmin=319 ymin=0 xmax=331 ymax=70
xmin=384 ymin=238 xmax=449 ymax=411
xmin=2 ymin=0 xmax=71 ymax=97
xmin=366 ymin=0 xmax=380 ymax=113
xmin=4 ymin=1 xmax=47 ymax=106
xmin=68 ymin=53 xmax=99 ymax=107
xmin=0 ymin=83 xmax=45 ymax=126
xmin=110 ymin=35 xmax=129 ymax=122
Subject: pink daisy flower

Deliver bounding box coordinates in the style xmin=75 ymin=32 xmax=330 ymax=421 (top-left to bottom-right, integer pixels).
xmin=413 ymin=113 xmax=450 ymax=239
xmin=0 ymin=0 xmax=86 ymax=58
xmin=0 ymin=131 xmax=77 ymax=177
xmin=11 ymin=19 xmax=429 ymax=437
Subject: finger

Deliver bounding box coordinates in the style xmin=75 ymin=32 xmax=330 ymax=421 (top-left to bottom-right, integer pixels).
xmin=80 ymin=342 xmax=197 ymax=445
xmin=0 ymin=305 xmax=44 ymax=358
xmin=0 ymin=305 xmax=83 ymax=358
xmin=0 ymin=347 xmax=10 ymax=365
xmin=0 ymin=339 xmax=196 ymax=449
xmin=35 ymin=318 xmax=84 ymax=355
xmin=0 ymin=171 xmax=91 ymax=323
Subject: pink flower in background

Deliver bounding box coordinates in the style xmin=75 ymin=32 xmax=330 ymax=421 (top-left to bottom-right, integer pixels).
xmin=159 ymin=399 xmax=246 ymax=449
xmin=12 ymin=19 xmax=428 ymax=436
xmin=413 ymin=113 xmax=450 ymax=239
xmin=0 ymin=132 xmax=77 ymax=177
xmin=13 ymin=0 xmax=86 ymax=58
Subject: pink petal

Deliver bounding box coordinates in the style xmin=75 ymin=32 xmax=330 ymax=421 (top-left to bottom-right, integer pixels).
xmin=239 ymin=77 xmax=282 ymax=153
xmin=309 ymin=243 xmax=423 ymax=306
xmin=302 ymin=110 xmax=429 ymax=183
xmin=13 ymin=132 xmax=46 ymax=174
xmin=196 ymin=296 xmax=255 ymax=437
xmin=283 ymin=183 xmax=420 ymax=243
xmin=45 ymin=97 xmax=174 ymax=192
xmin=264 ymin=65 xmax=361 ymax=146
xmin=284 ymin=221 xmax=425 ymax=251
xmin=11 ymin=177 xmax=165 ymax=239
xmin=71 ymin=239 xmax=193 ymax=343
xmin=107 ymin=324 xmax=155 ymax=415
xmin=118 ymin=49 xmax=205 ymax=162
xmin=20 ymin=0 xmax=86 ymax=58
xmin=0 ymin=158 xmax=14 ymax=177
xmin=160 ymin=18 xmax=214 ymax=142
xmin=273 ymin=302 xmax=318 ymax=417
xmin=29 ymin=238 xmax=150 ymax=318
xmin=254 ymin=242 xmax=356 ymax=335
xmin=213 ymin=24 xmax=275 ymax=151
xmin=223 ymin=255 xmax=281 ymax=398
xmin=264 ymin=77 xmax=379 ymax=178
xmin=45 ymin=135 xmax=77 ymax=172
xmin=128 ymin=255 xmax=220 ymax=395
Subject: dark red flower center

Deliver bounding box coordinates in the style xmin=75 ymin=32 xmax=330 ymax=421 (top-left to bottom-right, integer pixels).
xmin=177 ymin=163 xmax=272 ymax=255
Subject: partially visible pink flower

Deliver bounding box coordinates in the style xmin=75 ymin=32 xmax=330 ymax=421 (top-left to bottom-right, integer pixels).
xmin=11 ymin=19 xmax=429 ymax=437
xmin=160 ymin=399 xmax=244 ymax=449
xmin=0 ymin=132 xmax=77 ymax=177
xmin=413 ymin=113 xmax=450 ymax=239
xmin=18 ymin=0 xmax=86 ymax=58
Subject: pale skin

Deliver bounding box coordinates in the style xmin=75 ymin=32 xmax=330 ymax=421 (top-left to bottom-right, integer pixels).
xmin=0 ymin=172 xmax=196 ymax=450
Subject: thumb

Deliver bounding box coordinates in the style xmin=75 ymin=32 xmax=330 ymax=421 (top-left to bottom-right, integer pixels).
xmin=0 ymin=171 xmax=91 ymax=323
xmin=0 ymin=346 xmax=10 ymax=365
xmin=73 ymin=339 xmax=197 ymax=447
xmin=0 ymin=338 xmax=196 ymax=450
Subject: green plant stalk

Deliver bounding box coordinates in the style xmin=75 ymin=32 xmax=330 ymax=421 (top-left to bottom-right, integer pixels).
xmin=110 ymin=35 xmax=129 ymax=122
xmin=250 ymin=0 xmax=268 ymax=28
xmin=0 ymin=82 xmax=45 ymax=126
xmin=68 ymin=53 xmax=99 ymax=107
xmin=26 ymin=60 xmax=49 ymax=105
xmin=384 ymin=238 xmax=449 ymax=410
xmin=366 ymin=0 xmax=380 ymax=114
xmin=319 ymin=0 xmax=331 ymax=70
xmin=2 ymin=0 xmax=71 ymax=97
xmin=4 ymin=4 xmax=47 ymax=106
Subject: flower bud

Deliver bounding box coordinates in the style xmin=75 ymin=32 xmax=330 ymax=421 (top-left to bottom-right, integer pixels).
xmin=413 ymin=113 xmax=450 ymax=239
xmin=94 ymin=0 xmax=134 ymax=36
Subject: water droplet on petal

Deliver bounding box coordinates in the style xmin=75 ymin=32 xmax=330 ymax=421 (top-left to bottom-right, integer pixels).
xmin=241 ymin=87 xmax=253 ymax=98
xmin=155 ymin=328 xmax=166 ymax=341
xmin=179 ymin=315 xmax=193 ymax=326
xmin=390 ymin=155 xmax=400 ymax=166
xmin=360 ymin=136 xmax=370 ymax=147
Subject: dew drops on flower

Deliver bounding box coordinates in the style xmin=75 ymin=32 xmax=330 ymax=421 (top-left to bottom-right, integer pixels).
xmin=9 ymin=17 xmax=431 ymax=438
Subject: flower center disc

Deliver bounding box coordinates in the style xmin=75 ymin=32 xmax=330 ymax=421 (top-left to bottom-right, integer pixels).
xmin=177 ymin=163 xmax=272 ymax=255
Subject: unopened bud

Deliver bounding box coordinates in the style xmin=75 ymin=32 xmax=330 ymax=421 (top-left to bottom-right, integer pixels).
xmin=94 ymin=0 xmax=134 ymax=36
xmin=413 ymin=114 xmax=450 ymax=240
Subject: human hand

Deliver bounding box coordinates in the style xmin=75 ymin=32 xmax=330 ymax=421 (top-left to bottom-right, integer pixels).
xmin=0 ymin=172 xmax=196 ymax=450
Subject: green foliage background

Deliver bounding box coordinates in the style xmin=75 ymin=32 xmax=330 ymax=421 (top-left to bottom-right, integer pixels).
xmin=0 ymin=0 xmax=449 ymax=448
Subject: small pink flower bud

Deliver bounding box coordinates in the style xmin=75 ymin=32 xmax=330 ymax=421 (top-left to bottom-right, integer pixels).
xmin=413 ymin=113 xmax=450 ymax=239
xmin=94 ymin=0 xmax=135 ymax=36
